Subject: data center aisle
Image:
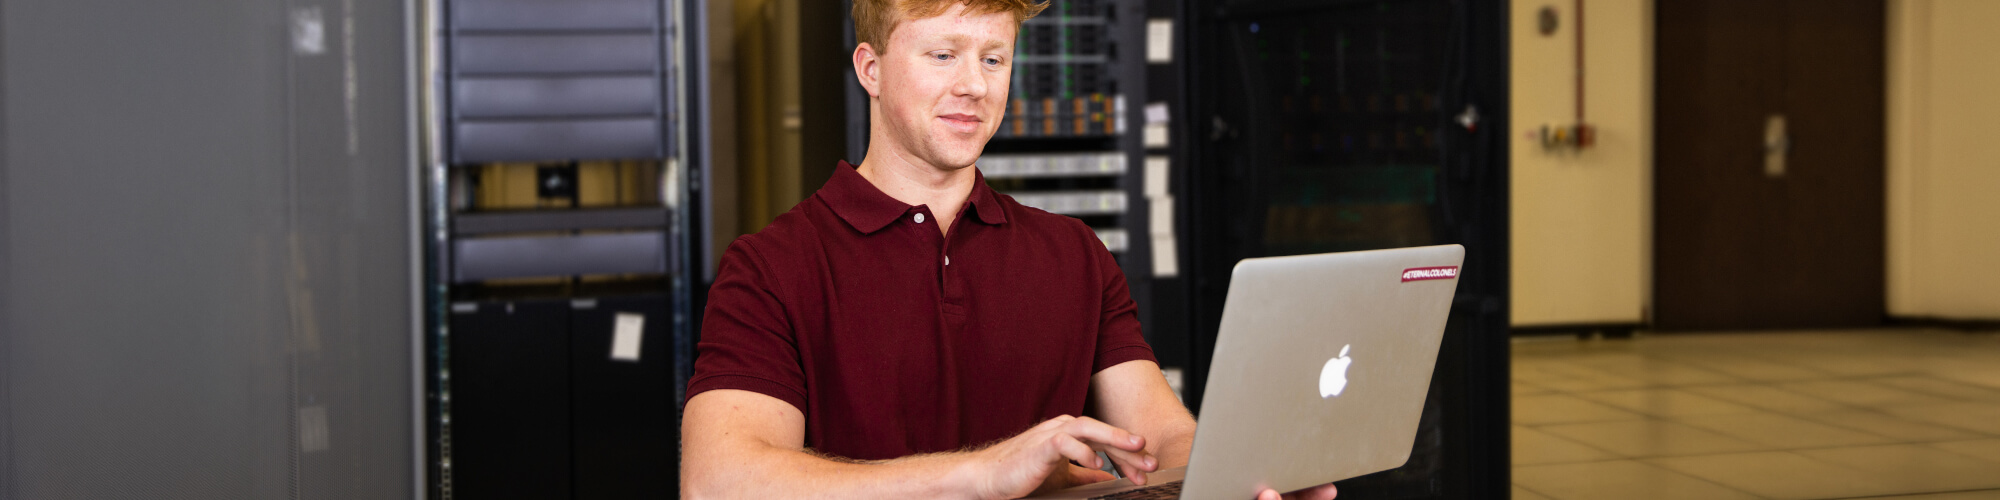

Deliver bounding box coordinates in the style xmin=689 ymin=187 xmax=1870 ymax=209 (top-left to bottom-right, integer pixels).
xmin=1509 ymin=329 xmax=2000 ymax=500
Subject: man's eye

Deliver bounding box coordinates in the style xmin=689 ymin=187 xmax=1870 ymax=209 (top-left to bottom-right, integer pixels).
xmin=933 ymin=53 xmax=953 ymax=62
xmin=984 ymin=57 xmax=1002 ymax=66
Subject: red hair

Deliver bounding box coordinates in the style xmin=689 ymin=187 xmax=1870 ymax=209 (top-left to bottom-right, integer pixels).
xmin=852 ymin=0 xmax=1049 ymax=52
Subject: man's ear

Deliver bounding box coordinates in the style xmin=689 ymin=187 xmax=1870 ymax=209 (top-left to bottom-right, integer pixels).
xmin=853 ymin=42 xmax=882 ymax=99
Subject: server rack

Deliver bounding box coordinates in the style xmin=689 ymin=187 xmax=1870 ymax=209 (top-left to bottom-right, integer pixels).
xmin=421 ymin=0 xmax=707 ymax=498
xmin=1171 ymin=0 xmax=1511 ymax=497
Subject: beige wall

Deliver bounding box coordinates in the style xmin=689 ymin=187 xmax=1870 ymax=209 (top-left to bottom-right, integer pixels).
xmin=733 ymin=0 xmax=803 ymax=235
xmin=1508 ymin=0 xmax=1652 ymax=327
xmin=1886 ymin=0 xmax=2000 ymax=320
xmin=726 ymin=0 xmax=848 ymax=238
xmin=1508 ymin=0 xmax=2000 ymax=326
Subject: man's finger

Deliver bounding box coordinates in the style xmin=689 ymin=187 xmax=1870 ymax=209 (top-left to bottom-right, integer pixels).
xmin=1031 ymin=415 xmax=1076 ymax=433
xmin=1257 ymin=488 xmax=1283 ymax=500
xmin=1048 ymin=434 xmax=1103 ymax=469
xmin=1058 ymin=416 xmax=1147 ymax=452
xmin=1036 ymin=464 xmax=1116 ymax=495
xmin=1286 ymin=483 xmax=1338 ymax=500
xmin=1065 ymin=464 xmax=1116 ymax=485
xmin=1095 ymin=444 xmax=1156 ymax=471
xmin=1093 ymin=445 xmax=1155 ymax=485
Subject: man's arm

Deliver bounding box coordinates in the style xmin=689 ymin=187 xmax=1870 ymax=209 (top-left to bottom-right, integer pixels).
xmin=1087 ymin=360 xmax=1198 ymax=472
xmin=681 ymin=389 xmax=1161 ymax=500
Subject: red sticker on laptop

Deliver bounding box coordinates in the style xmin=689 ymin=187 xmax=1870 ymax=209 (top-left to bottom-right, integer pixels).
xmin=1401 ymin=266 xmax=1460 ymax=282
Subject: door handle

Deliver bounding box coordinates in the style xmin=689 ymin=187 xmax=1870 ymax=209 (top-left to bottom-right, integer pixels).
xmin=1764 ymin=114 xmax=1789 ymax=178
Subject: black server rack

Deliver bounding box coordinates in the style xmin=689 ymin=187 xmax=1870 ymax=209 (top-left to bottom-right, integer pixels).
xmin=446 ymin=299 xmax=574 ymax=500
xmin=1169 ymin=0 xmax=1511 ymax=498
xmin=568 ymin=295 xmax=680 ymax=500
xmin=425 ymin=0 xmax=707 ymax=498
xmin=445 ymin=295 xmax=680 ymax=499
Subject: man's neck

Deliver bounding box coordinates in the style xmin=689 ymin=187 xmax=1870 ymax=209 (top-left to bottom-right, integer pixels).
xmin=855 ymin=146 xmax=977 ymax=236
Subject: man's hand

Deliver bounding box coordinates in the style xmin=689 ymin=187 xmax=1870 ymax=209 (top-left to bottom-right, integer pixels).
xmin=686 ymin=390 xmax=1160 ymax=500
xmin=1032 ymin=464 xmax=1117 ymax=496
xmin=1256 ymin=483 xmax=1339 ymax=500
xmin=959 ymin=415 xmax=1159 ymax=500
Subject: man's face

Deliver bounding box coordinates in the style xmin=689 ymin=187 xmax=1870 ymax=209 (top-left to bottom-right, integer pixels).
xmin=870 ymin=4 xmax=1015 ymax=170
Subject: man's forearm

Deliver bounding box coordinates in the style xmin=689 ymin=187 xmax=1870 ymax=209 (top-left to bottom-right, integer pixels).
xmin=685 ymin=391 xmax=1157 ymax=499
xmin=1157 ymin=426 xmax=1195 ymax=469
xmin=1152 ymin=415 xmax=1198 ymax=469
xmin=684 ymin=441 xmax=977 ymax=500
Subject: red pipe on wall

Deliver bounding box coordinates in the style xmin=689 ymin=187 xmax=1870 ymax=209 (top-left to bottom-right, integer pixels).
xmin=1575 ymin=0 xmax=1585 ymax=123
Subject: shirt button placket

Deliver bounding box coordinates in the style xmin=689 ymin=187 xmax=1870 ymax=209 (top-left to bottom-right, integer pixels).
xmin=941 ymin=232 xmax=959 ymax=313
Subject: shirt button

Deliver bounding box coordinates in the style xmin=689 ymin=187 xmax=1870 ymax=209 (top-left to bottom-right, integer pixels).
xmin=946 ymin=255 xmax=951 ymax=266
xmin=914 ymin=213 xmax=926 ymax=224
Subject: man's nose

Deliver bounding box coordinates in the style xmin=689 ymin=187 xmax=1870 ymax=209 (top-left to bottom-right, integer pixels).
xmin=951 ymin=60 xmax=989 ymax=100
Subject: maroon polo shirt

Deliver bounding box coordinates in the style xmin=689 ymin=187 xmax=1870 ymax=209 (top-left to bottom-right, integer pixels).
xmin=688 ymin=161 xmax=1156 ymax=461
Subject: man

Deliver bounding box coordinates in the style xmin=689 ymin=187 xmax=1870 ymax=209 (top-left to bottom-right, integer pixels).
xmin=680 ymin=1 xmax=1337 ymax=499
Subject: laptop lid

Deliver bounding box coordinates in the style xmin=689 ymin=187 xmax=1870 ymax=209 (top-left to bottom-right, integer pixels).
xmin=1179 ymin=244 xmax=1464 ymax=499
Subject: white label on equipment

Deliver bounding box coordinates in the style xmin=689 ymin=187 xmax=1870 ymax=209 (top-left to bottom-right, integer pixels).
xmin=1143 ymin=124 xmax=1170 ymax=148
xmin=1146 ymin=19 xmax=1174 ymax=63
xmin=1152 ymin=234 xmax=1180 ymax=278
xmin=1145 ymin=102 xmax=1171 ymax=125
xmin=611 ymin=313 xmax=645 ymax=362
xmin=1144 ymin=156 xmax=1171 ymax=198
xmin=1149 ymin=196 xmax=1176 ymax=237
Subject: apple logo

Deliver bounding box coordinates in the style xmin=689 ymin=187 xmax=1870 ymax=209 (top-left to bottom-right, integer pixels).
xmin=1319 ymin=345 xmax=1353 ymax=398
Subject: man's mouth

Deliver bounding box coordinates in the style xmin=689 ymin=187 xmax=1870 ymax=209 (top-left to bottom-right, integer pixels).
xmin=939 ymin=113 xmax=982 ymax=133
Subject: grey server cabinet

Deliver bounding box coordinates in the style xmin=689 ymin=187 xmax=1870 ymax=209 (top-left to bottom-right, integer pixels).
xmin=4 ymin=0 xmax=422 ymax=498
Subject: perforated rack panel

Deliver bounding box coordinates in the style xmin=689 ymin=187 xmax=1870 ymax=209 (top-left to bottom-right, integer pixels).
xmin=447 ymin=0 xmax=672 ymax=163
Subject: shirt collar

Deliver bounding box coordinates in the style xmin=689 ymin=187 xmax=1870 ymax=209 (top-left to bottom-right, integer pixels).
xmin=820 ymin=160 xmax=1008 ymax=235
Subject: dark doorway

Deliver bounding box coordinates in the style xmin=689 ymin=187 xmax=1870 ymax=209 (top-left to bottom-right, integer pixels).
xmin=1655 ymin=0 xmax=1885 ymax=330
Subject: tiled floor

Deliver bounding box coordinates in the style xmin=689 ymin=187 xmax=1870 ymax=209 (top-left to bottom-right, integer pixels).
xmin=1512 ymin=328 xmax=2000 ymax=500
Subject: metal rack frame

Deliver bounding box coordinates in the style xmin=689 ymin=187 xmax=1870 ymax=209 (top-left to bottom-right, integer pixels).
xmin=419 ymin=0 xmax=707 ymax=497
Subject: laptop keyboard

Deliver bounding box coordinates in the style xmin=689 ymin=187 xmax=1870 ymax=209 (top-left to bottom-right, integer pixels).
xmin=1089 ymin=480 xmax=1183 ymax=500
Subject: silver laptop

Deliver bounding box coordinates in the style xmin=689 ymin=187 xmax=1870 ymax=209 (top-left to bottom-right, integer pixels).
xmin=1028 ymin=244 xmax=1464 ymax=499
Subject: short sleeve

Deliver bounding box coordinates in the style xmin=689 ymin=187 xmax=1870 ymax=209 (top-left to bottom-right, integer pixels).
xmin=686 ymin=238 xmax=810 ymax=414
xmin=1088 ymin=226 xmax=1158 ymax=373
